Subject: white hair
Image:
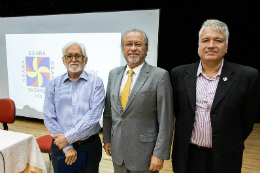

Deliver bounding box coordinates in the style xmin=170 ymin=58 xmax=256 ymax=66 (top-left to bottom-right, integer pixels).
xmin=121 ymin=29 xmax=149 ymax=49
xmin=62 ymin=42 xmax=87 ymax=60
xmin=199 ymin=19 xmax=229 ymax=44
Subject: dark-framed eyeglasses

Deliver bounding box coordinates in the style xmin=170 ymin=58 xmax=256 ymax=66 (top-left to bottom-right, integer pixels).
xmin=64 ymin=54 xmax=84 ymax=60
xmin=124 ymin=42 xmax=147 ymax=48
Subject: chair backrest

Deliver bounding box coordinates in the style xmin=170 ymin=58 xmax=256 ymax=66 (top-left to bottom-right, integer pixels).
xmin=0 ymin=99 xmax=16 ymax=123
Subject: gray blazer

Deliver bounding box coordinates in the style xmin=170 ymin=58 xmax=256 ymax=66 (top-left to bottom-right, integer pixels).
xmin=103 ymin=62 xmax=174 ymax=171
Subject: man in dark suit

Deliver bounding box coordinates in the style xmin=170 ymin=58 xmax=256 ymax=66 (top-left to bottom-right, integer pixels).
xmin=103 ymin=29 xmax=174 ymax=172
xmin=170 ymin=19 xmax=260 ymax=173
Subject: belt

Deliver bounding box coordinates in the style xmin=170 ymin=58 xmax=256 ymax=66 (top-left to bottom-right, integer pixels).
xmin=189 ymin=143 xmax=212 ymax=152
xmin=72 ymin=133 xmax=99 ymax=147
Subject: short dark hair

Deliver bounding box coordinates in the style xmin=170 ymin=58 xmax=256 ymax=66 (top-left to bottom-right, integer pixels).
xmin=121 ymin=29 xmax=149 ymax=49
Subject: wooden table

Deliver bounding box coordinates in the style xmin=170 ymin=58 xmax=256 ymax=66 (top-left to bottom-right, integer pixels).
xmin=0 ymin=130 xmax=46 ymax=173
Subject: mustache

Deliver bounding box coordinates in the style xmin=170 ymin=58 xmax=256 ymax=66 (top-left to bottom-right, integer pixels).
xmin=69 ymin=62 xmax=80 ymax=66
xmin=128 ymin=51 xmax=140 ymax=55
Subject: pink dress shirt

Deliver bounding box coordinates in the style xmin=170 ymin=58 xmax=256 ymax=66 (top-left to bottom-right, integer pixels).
xmin=190 ymin=60 xmax=223 ymax=148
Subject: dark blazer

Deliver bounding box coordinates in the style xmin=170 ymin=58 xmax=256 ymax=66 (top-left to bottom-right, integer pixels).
xmin=103 ymin=62 xmax=174 ymax=171
xmin=170 ymin=59 xmax=260 ymax=173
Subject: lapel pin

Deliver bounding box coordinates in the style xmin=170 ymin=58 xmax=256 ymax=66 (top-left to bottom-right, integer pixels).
xmin=223 ymin=77 xmax=228 ymax=81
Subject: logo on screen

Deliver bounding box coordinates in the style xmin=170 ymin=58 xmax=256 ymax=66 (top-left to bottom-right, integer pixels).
xmin=26 ymin=56 xmax=50 ymax=87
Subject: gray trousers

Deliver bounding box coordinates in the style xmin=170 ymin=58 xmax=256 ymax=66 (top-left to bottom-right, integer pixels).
xmin=113 ymin=162 xmax=159 ymax=173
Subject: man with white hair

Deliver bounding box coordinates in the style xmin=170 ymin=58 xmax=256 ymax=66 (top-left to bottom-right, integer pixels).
xmin=43 ymin=42 xmax=105 ymax=173
xmin=170 ymin=19 xmax=260 ymax=173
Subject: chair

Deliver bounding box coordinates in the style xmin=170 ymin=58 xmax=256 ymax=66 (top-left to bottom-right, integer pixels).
xmin=0 ymin=99 xmax=16 ymax=130
xmin=36 ymin=134 xmax=53 ymax=160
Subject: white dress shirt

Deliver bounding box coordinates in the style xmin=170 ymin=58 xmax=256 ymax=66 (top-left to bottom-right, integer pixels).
xmin=120 ymin=62 xmax=144 ymax=96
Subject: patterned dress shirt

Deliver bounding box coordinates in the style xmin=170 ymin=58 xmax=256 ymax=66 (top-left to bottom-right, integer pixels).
xmin=43 ymin=71 xmax=105 ymax=153
xmin=190 ymin=60 xmax=223 ymax=148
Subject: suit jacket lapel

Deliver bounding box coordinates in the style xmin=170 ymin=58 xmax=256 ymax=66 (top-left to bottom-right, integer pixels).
xmin=211 ymin=60 xmax=235 ymax=111
xmin=114 ymin=66 xmax=126 ymax=110
xmin=124 ymin=62 xmax=150 ymax=112
xmin=184 ymin=62 xmax=199 ymax=113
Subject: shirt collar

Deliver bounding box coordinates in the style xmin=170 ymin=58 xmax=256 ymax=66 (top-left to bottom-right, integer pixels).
xmin=62 ymin=71 xmax=88 ymax=83
xmin=197 ymin=59 xmax=224 ymax=77
xmin=124 ymin=62 xmax=145 ymax=76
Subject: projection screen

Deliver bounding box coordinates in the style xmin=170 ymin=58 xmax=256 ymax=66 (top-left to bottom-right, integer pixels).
xmin=0 ymin=9 xmax=160 ymax=124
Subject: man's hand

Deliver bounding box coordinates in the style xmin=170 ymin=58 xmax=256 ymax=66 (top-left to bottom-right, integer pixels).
xmin=65 ymin=148 xmax=77 ymax=165
xmin=149 ymin=155 xmax=164 ymax=171
xmin=51 ymin=134 xmax=69 ymax=150
xmin=103 ymin=143 xmax=112 ymax=156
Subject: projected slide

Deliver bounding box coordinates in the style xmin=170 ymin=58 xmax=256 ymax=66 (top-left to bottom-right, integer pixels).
xmin=6 ymin=33 xmax=121 ymax=113
xmin=0 ymin=9 xmax=159 ymax=119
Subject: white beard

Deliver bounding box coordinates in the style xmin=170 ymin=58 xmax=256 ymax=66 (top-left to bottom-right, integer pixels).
xmin=126 ymin=51 xmax=147 ymax=64
xmin=127 ymin=56 xmax=140 ymax=63
xmin=66 ymin=62 xmax=84 ymax=73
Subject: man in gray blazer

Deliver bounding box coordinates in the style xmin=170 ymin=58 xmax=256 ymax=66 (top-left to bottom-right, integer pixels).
xmin=103 ymin=29 xmax=174 ymax=173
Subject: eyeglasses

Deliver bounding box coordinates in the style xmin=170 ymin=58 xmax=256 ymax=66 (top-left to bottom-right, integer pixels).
xmin=64 ymin=54 xmax=84 ymax=60
xmin=124 ymin=43 xmax=146 ymax=48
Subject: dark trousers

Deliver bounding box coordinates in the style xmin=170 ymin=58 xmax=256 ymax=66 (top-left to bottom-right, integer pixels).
xmin=185 ymin=144 xmax=214 ymax=173
xmin=51 ymin=134 xmax=102 ymax=173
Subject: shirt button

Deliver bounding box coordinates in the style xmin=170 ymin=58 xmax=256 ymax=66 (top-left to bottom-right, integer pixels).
xmin=73 ymin=104 xmax=75 ymax=106
xmin=74 ymin=93 xmax=75 ymax=95
xmin=73 ymin=115 xmax=75 ymax=117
